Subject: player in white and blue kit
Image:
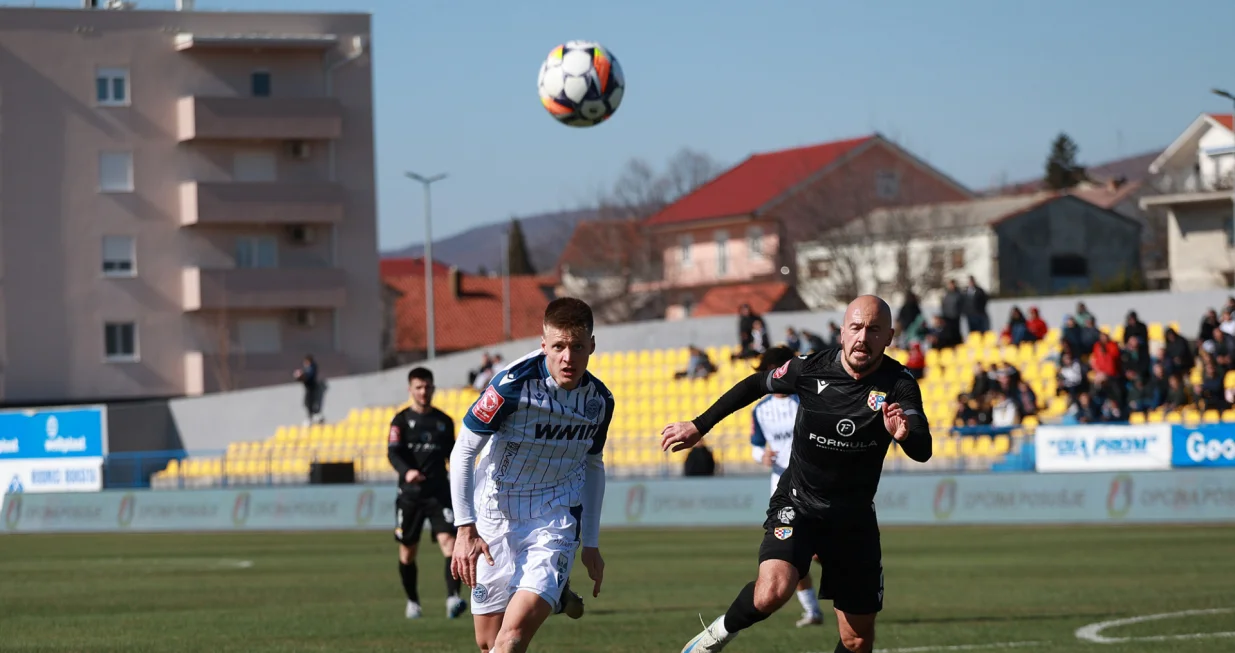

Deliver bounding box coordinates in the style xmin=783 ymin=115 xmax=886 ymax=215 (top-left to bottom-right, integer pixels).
xmin=750 ymin=346 xmax=825 ymax=629
xmin=450 ymin=298 xmax=613 ymax=653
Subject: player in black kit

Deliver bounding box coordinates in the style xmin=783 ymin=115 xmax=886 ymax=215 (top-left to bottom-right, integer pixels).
xmin=388 ymin=367 xmax=467 ymax=620
xmin=662 ymin=296 xmax=933 ymax=653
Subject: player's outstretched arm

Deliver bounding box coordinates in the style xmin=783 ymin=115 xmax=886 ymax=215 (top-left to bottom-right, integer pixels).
xmin=581 ymin=452 xmax=605 ymax=597
xmin=662 ymin=372 xmax=771 ymax=452
xmin=448 ymin=425 xmax=494 ymax=586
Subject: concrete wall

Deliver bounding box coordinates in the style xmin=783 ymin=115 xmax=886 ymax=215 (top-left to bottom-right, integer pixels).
xmin=156 ymin=286 xmax=1233 ymax=453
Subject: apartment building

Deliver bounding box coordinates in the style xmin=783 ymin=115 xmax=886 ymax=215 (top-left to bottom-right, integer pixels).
xmin=0 ymin=3 xmax=382 ymax=401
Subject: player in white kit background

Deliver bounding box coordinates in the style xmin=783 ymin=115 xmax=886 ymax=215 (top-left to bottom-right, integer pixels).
xmin=749 ymin=346 xmax=825 ymax=629
xmin=450 ymin=298 xmax=613 ymax=653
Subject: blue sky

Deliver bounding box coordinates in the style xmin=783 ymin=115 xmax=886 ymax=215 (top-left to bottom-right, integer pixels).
xmin=18 ymin=0 xmax=1235 ymax=249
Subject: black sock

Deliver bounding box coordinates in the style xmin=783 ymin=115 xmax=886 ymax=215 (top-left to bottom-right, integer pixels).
xmin=399 ymin=561 xmax=419 ymax=603
xmin=444 ymin=558 xmax=461 ymax=598
xmin=722 ymin=582 xmax=772 ymax=634
xmin=834 ymin=640 xmax=854 ymax=653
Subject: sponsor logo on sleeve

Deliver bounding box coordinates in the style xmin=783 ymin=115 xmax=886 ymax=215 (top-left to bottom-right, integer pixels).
xmin=772 ymin=361 xmax=791 ymax=379
xmin=388 ymin=426 xmax=400 ymax=445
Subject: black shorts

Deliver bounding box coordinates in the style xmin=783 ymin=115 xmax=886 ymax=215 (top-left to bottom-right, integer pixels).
xmin=395 ymin=494 xmax=456 ymax=545
xmin=758 ymin=491 xmax=884 ymax=615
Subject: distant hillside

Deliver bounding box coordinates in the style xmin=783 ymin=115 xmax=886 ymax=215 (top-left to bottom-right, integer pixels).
xmin=383 ymin=208 xmax=601 ymax=275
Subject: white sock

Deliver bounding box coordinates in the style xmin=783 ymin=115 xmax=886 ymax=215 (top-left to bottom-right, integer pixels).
xmin=797 ymin=588 xmax=821 ymax=616
xmin=712 ymin=615 xmax=730 ymax=637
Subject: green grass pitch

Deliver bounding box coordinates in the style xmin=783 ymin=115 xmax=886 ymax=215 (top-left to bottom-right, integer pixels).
xmin=1 ymin=525 xmax=1234 ymax=652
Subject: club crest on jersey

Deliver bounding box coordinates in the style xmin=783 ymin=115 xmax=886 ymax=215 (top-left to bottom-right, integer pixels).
xmin=773 ymin=526 xmax=793 ymax=540
xmin=777 ymin=507 xmax=795 ymax=523
xmin=472 ymin=386 xmax=505 ymax=423
xmin=584 ymin=397 xmax=602 ymax=420
xmin=772 ymin=361 xmax=791 ymax=379
xmin=388 ymin=425 xmax=400 ymax=445
xmin=868 ymin=391 xmax=888 ymax=412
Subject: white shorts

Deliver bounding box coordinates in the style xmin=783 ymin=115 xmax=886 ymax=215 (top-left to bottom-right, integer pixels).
xmin=470 ymin=504 xmax=582 ymax=615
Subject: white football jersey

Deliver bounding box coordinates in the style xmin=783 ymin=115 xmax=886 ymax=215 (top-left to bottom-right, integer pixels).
xmin=751 ymin=394 xmax=799 ymax=479
xmin=463 ymin=350 xmax=615 ymax=521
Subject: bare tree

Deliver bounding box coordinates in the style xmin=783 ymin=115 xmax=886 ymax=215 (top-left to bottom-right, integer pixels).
xmin=560 ymin=148 xmax=722 ymax=322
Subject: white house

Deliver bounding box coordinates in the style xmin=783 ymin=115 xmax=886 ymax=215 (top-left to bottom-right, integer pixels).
xmin=1140 ymin=113 xmax=1235 ymax=291
xmin=797 ymin=192 xmax=1143 ymax=310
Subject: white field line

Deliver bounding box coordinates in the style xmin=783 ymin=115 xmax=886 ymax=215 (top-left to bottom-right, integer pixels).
xmin=1074 ymin=607 xmax=1235 ymax=644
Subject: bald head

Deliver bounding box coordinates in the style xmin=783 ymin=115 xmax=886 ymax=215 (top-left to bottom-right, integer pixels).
xmin=839 ymin=294 xmax=895 ymax=378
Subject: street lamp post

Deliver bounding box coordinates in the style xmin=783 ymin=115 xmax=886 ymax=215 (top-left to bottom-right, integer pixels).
xmin=1211 ymin=89 xmax=1235 ymax=262
xmin=405 ymin=171 xmax=448 ymax=360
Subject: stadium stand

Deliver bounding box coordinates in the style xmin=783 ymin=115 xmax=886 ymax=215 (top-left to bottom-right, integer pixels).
xmin=151 ymin=303 xmax=1234 ymax=489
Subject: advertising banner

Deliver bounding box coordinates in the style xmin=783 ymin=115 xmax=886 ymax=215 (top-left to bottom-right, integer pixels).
xmin=0 ymin=458 xmax=104 ymax=494
xmin=0 ymin=406 xmax=106 ymax=461
xmin=3 ymin=470 xmax=1234 ymax=534
xmin=1172 ymin=425 xmax=1235 ymax=468
xmin=1035 ymin=424 xmax=1173 ymax=472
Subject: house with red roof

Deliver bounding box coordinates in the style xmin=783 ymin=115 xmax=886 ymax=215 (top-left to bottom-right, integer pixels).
xmin=1140 ymin=113 xmax=1235 ymax=290
xmin=384 ymin=269 xmax=558 ymax=364
xmin=640 ymin=133 xmax=973 ymax=318
xmin=379 ymin=256 xmax=452 ymax=280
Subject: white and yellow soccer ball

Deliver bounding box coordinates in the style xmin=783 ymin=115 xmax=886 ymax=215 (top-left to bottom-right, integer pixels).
xmin=537 ymin=40 xmax=625 ymax=128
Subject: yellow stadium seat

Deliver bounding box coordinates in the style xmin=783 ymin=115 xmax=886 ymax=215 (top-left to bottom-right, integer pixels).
xmin=992 ymin=435 xmax=1010 ymax=456
xmin=1165 ymin=411 xmax=1182 ymax=424
xmin=1022 ymin=415 xmax=1039 ymax=429
xmin=1182 ymin=409 xmax=1201 ymax=426
xmin=1129 ymin=412 xmax=1146 ymax=425
xmin=1147 ymin=410 xmax=1165 ymax=423
xmin=1203 ymin=410 xmax=1222 ymax=423
xmin=1148 ymin=322 xmax=1164 ymax=342
xmin=1224 ymin=409 xmax=1235 ymax=423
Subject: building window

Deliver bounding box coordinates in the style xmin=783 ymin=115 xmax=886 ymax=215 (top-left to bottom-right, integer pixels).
xmin=237 ymin=318 xmax=282 ymax=353
xmin=679 ymin=234 xmax=693 ymax=265
xmin=96 ymin=67 xmax=129 ymax=106
xmin=235 ymin=236 xmax=278 ymax=268
xmin=747 ymin=226 xmax=763 ymax=258
xmin=102 ymin=235 xmax=135 ymax=277
xmin=99 ymin=151 xmax=134 ymax=192
xmin=251 ymin=71 xmax=272 ymax=97
xmin=680 ymin=295 xmax=694 ymax=317
xmin=806 ymin=258 xmax=831 ymax=279
xmin=875 ymin=170 xmax=900 ymax=200
xmin=715 ymin=230 xmax=729 ymax=277
xmin=928 ymin=246 xmax=945 ymax=277
xmin=104 ymin=322 xmax=137 ymax=360
xmin=949 ymin=247 xmax=965 ymax=271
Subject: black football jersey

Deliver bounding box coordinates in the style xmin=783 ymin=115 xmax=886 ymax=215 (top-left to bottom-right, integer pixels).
xmin=387 ymin=406 xmax=456 ymax=499
xmin=764 ymin=347 xmax=927 ymax=513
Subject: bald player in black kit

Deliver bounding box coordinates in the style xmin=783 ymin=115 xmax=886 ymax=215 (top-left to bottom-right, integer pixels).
xmin=662 ymin=295 xmax=933 ymax=653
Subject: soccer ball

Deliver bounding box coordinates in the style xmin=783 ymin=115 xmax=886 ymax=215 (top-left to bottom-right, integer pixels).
xmin=537 ymin=41 xmax=625 ymax=127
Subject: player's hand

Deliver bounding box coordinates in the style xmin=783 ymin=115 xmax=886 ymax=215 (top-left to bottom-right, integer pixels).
xmin=451 ymin=524 xmax=493 ymax=588
xmin=883 ymin=402 xmax=909 ymax=441
xmin=761 ymin=448 xmax=775 ymax=467
xmin=660 ymin=421 xmax=702 ymax=453
xmin=404 ymin=470 xmax=425 ymax=484
xmin=581 ymin=547 xmax=604 ymax=598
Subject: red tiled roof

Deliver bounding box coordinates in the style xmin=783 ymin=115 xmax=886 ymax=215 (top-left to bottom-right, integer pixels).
xmin=557 ymin=219 xmax=647 ymax=272
xmin=644 ymin=135 xmax=876 ymax=227
xmin=1210 ymin=113 xmax=1233 ymax=130
xmin=380 ymin=257 xmax=452 ymax=279
xmin=691 ymin=282 xmax=794 ymax=317
xmin=388 ymin=272 xmax=556 ymax=353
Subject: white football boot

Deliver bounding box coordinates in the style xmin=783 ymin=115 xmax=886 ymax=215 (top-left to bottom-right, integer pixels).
xmin=795 ymin=611 xmax=824 ymax=627
xmin=681 ymin=615 xmax=735 ymax=653
xmin=404 ymin=601 xmax=422 ymax=619
xmin=446 ymin=596 xmax=467 ymax=619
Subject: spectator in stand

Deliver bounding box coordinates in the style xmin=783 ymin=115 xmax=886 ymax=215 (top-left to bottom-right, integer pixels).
xmin=955 ymin=393 xmax=992 ymax=427
xmin=1002 ymin=306 xmax=1033 ymax=345
xmin=1199 ymin=309 xmax=1220 ymax=347
xmin=1101 ymin=396 xmax=1126 ymax=422
xmin=468 ymin=353 xmax=494 ymax=387
xmin=990 ymin=390 xmax=1018 ymax=427
xmin=1163 ymin=374 xmax=1192 ymax=411
xmin=1079 ymin=317 xmax=1102 ymax=358
xmin=1075 ymin=302 xmax=1095 ymax=327
xmin=784 ymin=328 xmax=802 ymax=355
xmin=1143 ymin=364 xmax=1169 ymax=411
xmin=1123 ymin=311 xmax=1150 ymax=361
xmin=683 ymin=440 xmax=716 ymax=477
xmin=676 ymin=346 xmax=717 ymax=379
xmin=927 ymin=314 xmax=963 ymax=350
xmin=1061 ymin=315 xmax=1084 ymax=360
xmin=1057 ymin=351 xmax=1087 ymax=402
xmin=995 ymin=361 xmax=1022 ymax=391
xmin=293 ymin=355 xmax=327 ymax=425
xmin=1026 ymin=307 xmax=1048 ymax=342
xmin=1162 ymin=328 xmax=1195 ymax=376
xmin=1221 ymin=310 xmax=1235 ymax=337
xmin=736 ymin=304 xmax=759 ymax=355
xmin=971 ymin=363 xmax=992 ymax=398
xmin=1067 ymin=391 xmax=1101 ymax=424
xmin=1125 ymin=370 xmax=1150 ymax=414
xmin=733 ymin=317 xmax=770 ymax=360
xmin=1090 ymin=331 xmax=1122 ymax=378
xmin=905 ymin=342 xmax=926 ymax=379
xmin=1122 ymin=336 xmax=1151 ymax=381
xmin=941 ymin=280 xmax=965 ymax=344
xmin=799 ymin=329 xmax=826 ymax=354
xmin=964 ymin=276 xmax=990 ymax=335
xmin=1202 ymin=327 xmax=1235 ymax=359
xmin=825 ymin=321 xmax=842 ymax=348
xmin=1014 ymin=380 xmax=1039 ymax=420
xmin=897 ymin=292 xmax=923 ymax=345
xmin=1197 ymin=355 xmax=1228 ymax=411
